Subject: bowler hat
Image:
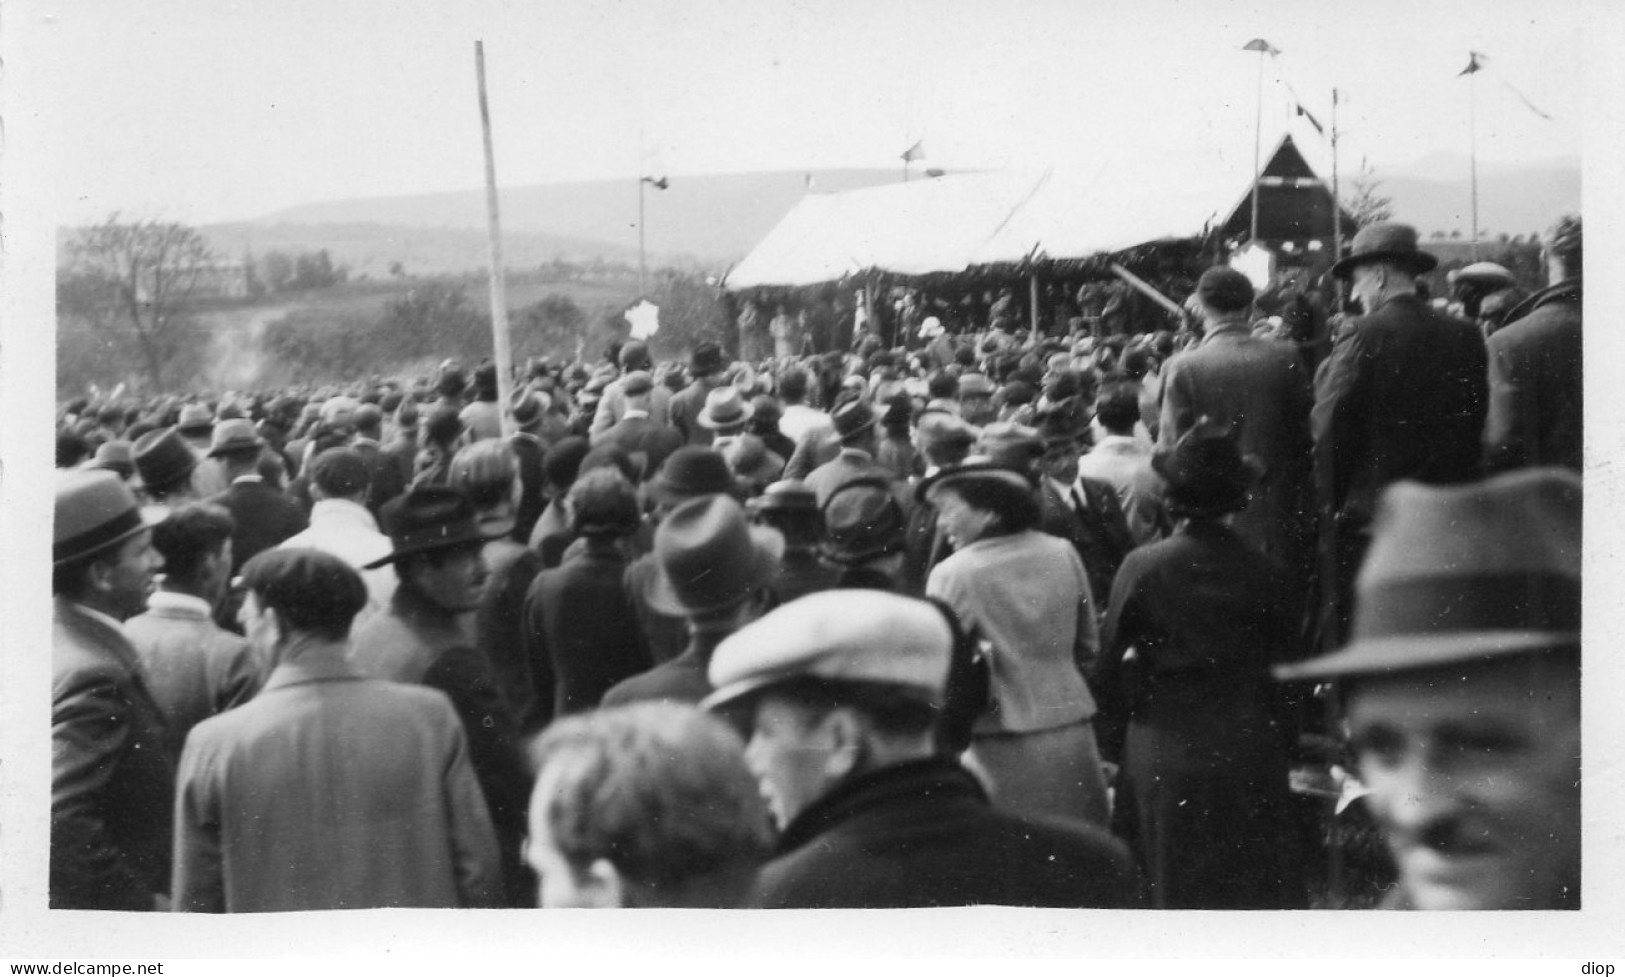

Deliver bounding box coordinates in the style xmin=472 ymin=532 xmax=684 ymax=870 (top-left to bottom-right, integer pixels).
xmin=132 ymin=428 xmax=199 ymax=492
xmin=646 ymin=446 xmax=742 ymax=507
xmin=724 ymin=435 xmax=781 ymax=489
xmin=697 ymin=386 xmax=755 ymax=430
xmin=363 ymin=485 xmax=497 ymax=568
xmin=55 ymin=469 xmax=159 ymax=567
xmin=821 ymin=477 xmax=906 ymax=565
xmin=206 ymin=418 xmax=266 ymax=457
xmin=646 ymin=495 xmax=784 ymax=616
xmin=1330 ymin=222 xmax=1439 ymax=280
xmin=1150 ymin=418 xmax=1258 ymax=518
xmin=702 ymin=590 xmax=952 ymax=713
xmin=1277 ymin=467 xmax=1580 ymax=681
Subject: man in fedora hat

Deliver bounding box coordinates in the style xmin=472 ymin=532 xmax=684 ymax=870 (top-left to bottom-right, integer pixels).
xmin=350 ymin=485 xmax=535 ymax=906
xmin=821 ymin=477 xmax=910 ymax=592
xmin=602 ymin=494 xmax=782 ymax=708
xmin=588 ymin=339 xmax=673 ymax=440
xmin=803 ymin=393 xmax=906 ymax=509
xmin=1276 ymin=468 xmax=1580 ymax=910
xmin=703 ymin=589 xmax=1139 ymax=908
xmin=172 ymin=548 xmax=502 ymax=911
xmin=1312 ymin=221 xmax=1488 ymax=647
xmin=132 ymin=427 xmax=203 ymax=518
xmin=750 ymin=480 xmax=843 ymax=602
xmin=51 ymin=470 xmax=171 ymax=909
xmin=591 ymin=370 xmax=681 ymax=481
xmin=205 ymin=418 xmax=308 ymax=576
xmin=669 ymin=342 xmax=731 ymax=445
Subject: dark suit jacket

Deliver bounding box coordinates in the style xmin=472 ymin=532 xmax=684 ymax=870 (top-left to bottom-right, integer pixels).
xmin=1311 ymin=294 xmax=1487 ymax=525
xmin=208 ymin=478 xmax=309 ymax=573
xmin=523 ymin=541 xmax=652 ymax=724
xmin=1039 ymin=477 xmax=1134 ymax=610
xmin=751 ymin=758 xmax=1141 ymax=909
xmin=52 ymin=599 xmax=174 ymax=910
xmin=1484 ymin=280 xmax=1581 ymax=473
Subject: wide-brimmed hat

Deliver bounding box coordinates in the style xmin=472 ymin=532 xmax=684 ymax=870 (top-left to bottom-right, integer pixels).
xmin=362 ymin=485 xmax=498 ymax=568
xmin=175 ymin=403 xmax=214 ymax=435
xmin=821 ymin=477 xmax=906 ymax=565
xmin=84 ymin=440 xmax=135 ymax=480
xmin=55 ymin=469 xmax=161 ymax=567
xmin=916 ymin=455 xmax=1035 ymax=504
xmin=698 ymin=386 xmax=755 ymax=430
xmin=1330 ymin=222 xmax=1439 ymax=280
xmin=724 ymin=435 xmax=781 ymax=488
xmin=751 ymin=479 xmax=819 ymax=515
xmin=830 ymin=397 xmax=878 ymax=441
xmin=646 ymin=495 xmax=784 ymax=616
xmin=646 ymin=446 xmax=742 ymax=507
xmin=1277 ymin=467 xmax=1580 ymax=681
xmin=206 ymin=418 xmax=266 ymax=458
xmin=1150 ymin=418 xmax=1259 ymax=518
xmin=702 ymin=590 xmax=952 ymax=713
xmin=132 ymin=427 xmax=199 ymax=492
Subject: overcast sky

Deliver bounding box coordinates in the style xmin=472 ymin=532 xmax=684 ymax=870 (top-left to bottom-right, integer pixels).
xmin=6 ymin=0 xmax=1592 ymax=227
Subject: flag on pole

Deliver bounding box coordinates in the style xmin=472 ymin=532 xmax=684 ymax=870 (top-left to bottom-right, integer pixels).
xmin=1458 ymin=51 xmax=1485 ymax=76
xmin=900 ymin=140 xmax=925 ymax=163
xmin=1242 ymin=38 xmax=1280 ymax=56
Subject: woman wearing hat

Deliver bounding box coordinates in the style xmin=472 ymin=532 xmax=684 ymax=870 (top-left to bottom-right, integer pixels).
xmin=921 ymin=457 xmax=1111 ymax=828
xmin=1093 ymin=419 xmax=1306 ymax=909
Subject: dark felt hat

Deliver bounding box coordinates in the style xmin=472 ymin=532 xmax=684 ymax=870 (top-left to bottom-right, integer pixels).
xmin=1330 ymin=222 xmax=1439 ymax=280
xmin=132 ymin=427 xmax=200 ymax=492
xmin=752 ymin=479 xmax=819 ymax=514
xmin=646 ymin=495 xmax=783 ymax=616
xmin=206 ymin=418 xmax=266 ymax=458
xmin=821 ymin=477 xmax=906 ymax=565
xmin=830 ymin=397 xmax=878 ymax=441
xmin=1277 ymin=468 xmax=1579 ymax=681
xmin=1150 ymin=418 xmax=1259 ymax=518
xmin=363 ymin=485 xmax=497 ymax=568
xmin=85 ymin=440 xmax=135 ymax=480
xmin=697 ymin=386 xmax=755 ymax=430
xmin=646 ymin=446 xmax=742 ymax=506
xmin=690 ymin=342 xmax=726 ymax=377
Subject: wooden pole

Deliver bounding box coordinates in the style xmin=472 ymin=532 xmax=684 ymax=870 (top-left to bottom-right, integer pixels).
xmin=475 ymin=41 xmax=515 ymax=437
xmin=1029 ymin=273 xmax=1041 ymax=343
xmin=1331 ymin=88 xmax=1343 ymax=263
xmin=1251 ymin=49 xmax=1265 ymax=243
xmin=1468 ymin=70 xmax=1480 ymax=260
xmin=1108 ymin=262 xmax=1183 ymax=317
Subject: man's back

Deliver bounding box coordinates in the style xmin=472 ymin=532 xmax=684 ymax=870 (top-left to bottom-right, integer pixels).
xmin=1484 ymin=281 xmax=1581 ymax=473
xmin=209 ymin=480 xmax=309 ymax=573
xmin=172 ymin=663 xmax=501 ymax=912
xmin=751 ymin=758 xmax=1139 ymax=908
xmin=124 ymin=595 xmax=263 ymax=760
xmin=1312 ymin=294 xmax=1488 ymax=520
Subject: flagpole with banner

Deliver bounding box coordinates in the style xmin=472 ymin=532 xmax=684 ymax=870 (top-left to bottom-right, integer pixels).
xmin=474 ymin=40 xmax=515 ymax=436
xmin=1331 ymin=88 xmax=1342 ymax=264
xmin=1460 ymin=52 xmax=1484 ymax=260
xmin=1242 ymin=39 xmax=1278 ymax=244
xmin=900 ymin=140 xmax=924 ymax=183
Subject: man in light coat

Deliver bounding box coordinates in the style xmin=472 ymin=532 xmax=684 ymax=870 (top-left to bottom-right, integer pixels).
xmin=172 ymin=547 xmax=501 ymax=912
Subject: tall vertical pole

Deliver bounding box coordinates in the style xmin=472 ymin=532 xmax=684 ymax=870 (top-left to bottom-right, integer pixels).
xmin=1029 ymin=274 xmax=1041 ymax=343
xmin=1330 ymin=89 xmax=1343 ymax=263
xmin=1468 ymin=72 xmax=1480 ymax=260
xmin=638 ymin=129 xmax=647 ymax=297
xmin=1251 ymin=49 xmax=1265 ymax=243
xmin=475 ymin=41 xmax=515 ymax=436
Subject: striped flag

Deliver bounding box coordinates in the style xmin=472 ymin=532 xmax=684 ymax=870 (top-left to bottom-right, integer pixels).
xmin=900 ymin=140 xmax=925 ymax=163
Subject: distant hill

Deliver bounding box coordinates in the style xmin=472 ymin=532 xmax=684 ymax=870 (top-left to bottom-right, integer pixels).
xmin=173 ymin=156 xmax=1577 ymax=279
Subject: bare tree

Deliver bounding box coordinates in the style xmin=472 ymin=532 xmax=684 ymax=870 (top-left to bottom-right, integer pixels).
xmin=62 ymin=215 xmax=214 ymax=391
xmin=1346 ymin=158 xmax=1395 ymax=228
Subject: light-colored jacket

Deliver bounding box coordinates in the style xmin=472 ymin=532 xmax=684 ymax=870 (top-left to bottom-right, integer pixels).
xmin=124 ymin=591 xmax=263 ymax=761
xmin=172 ymin=647 xmax=501 ymax=912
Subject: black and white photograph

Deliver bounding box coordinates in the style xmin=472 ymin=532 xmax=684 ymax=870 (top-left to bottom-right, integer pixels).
xmin=1 ymin=0 xmax=1621 ymax=967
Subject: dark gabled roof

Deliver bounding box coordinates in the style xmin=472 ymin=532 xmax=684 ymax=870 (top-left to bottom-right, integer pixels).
xmin=1221 ymin=134 xmax=1357 ymax=242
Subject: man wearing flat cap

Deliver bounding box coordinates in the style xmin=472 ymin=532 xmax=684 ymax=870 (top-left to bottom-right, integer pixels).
xmin=704 ymin=590 xmax=1139 ymax=908
xmin=1311 ymin=222 xmax=1487 ymax=647
xmin=350 ymin=485 xmax=535 ymax=905
xmin=1277 ymin=468 xmax=1580 ymax=910
xmin=172 ymin=548 xmax=502 ymax=911
xmin=51 ymin=470 xmax=170 ymax=909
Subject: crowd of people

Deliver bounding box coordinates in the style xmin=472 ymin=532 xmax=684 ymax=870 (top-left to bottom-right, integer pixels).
xmin=49 ymin=216 xmax=1582 ymax=912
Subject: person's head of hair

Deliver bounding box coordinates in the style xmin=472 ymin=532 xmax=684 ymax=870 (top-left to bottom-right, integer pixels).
xmin=1094 ymin=381 xmax=1141 ymax=435
xmin=239 ymin=547 xmax=369 ymax=643
xmin=423 ymin=406 xmax=464 ymax=449
xmin=926 ymin=370 xmax=958 ymax=400
xmin=448 ymin=439 xmax=518 ymax=510
xmin=435 ymin=362 xmax=468 ymax=400
xmin=618 ymin=340 xmax=653 ymax=372
xmin=394 ymin=397 xmax=419 ymax=432
xmin=309 ymin=447 xmax=371 ymax=501
xmin=1195 ymin=265 xmax=1255 ymax=315
xmin=566 ymin=467 xmax=641 ymax=539
xmin=542 ymin=436 xmax=592 ymax=496
xmin=150 ymin=502 xmax=235 ymax=585
xmin=777 ymin=366 xmax=810 ymax=404
xmin=472 ymin=362 xmax=499 ymax=402
xmin=527 ymin=702 xmax=773 ymax=908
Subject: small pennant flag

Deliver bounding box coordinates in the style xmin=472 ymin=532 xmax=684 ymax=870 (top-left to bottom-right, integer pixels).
xmin=900 ymin=140 xmax=925 ymax=163
xmin=1242 ymin=38 xmax=1281 ymax=56
xmin=1458 ymin=51 xmax=1485 ymax=76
